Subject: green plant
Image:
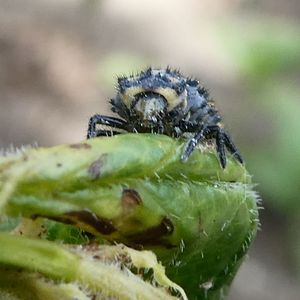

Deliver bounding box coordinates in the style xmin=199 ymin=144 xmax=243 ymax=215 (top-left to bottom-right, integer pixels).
xmin=0 ymin=134 xmax=259 ymax=299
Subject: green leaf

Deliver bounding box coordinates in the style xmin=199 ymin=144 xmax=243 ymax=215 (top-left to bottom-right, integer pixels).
xmin=0 ymin=134 xmax=259 ymax=299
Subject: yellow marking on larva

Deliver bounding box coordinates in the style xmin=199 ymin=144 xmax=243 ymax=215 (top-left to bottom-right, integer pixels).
xmin=122 ymin=87 xmax=145 ymax=107
xmin=155 ymin=87 xmax=183 ymax=111
xmin=122 ymin=86 xmax=187 ymax=111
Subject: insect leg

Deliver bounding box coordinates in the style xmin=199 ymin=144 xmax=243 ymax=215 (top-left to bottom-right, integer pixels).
xmin=215 ymin=129 xmax=226 ymax=169
xmin=92 ymin=130 xmax=122 ymax=137
xmin=203 ymin=125 xmax=228 ymax=168
xmin=207 ymin=126 xmax=243 ymax=167
xmin=223 ymin=131 xmax=243 ymax=164
xmin=87 ymin=114 xmax=127 ymax=139
xmin=181 ymin=125 xmax=205 ymax=161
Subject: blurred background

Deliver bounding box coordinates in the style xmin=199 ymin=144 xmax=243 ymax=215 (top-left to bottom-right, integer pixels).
xmin=0 ymin=0 xmax=299 ymax=299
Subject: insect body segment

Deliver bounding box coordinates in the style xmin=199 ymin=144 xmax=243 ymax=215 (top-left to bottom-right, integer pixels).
xmin=87 ymin=68 xmax=243 ymax=168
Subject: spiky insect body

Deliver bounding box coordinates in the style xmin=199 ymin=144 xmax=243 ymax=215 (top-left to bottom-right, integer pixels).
xmin=87 ymin=68 xmax=243 ymax=168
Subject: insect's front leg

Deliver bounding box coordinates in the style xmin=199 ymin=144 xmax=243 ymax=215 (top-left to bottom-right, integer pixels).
xmin=201 ymin=125 xmax=227 ymax=168
xmin=90 ymin=130 xmax=122 ymax=137
xmin=205 ymin=125 xmax=243 ymax=168
xmin=181 ymin=124 xmax=232 ymax=168
xmin=215 ymin=128 xmax=226 ymax=168
xmin=87 ymin=114 xmax=127 ymax=139
xmin=181 ymin=125 xmax=205 ymax=161
xmin=223 ymin=131 xmax=243 ymax=164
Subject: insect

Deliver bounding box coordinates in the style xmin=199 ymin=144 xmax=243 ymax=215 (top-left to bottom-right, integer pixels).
xmin=87 ymin=67 xmax=243 ymax=168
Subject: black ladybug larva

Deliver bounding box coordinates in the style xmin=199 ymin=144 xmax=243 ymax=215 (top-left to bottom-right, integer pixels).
xmin=87 ymin=67 xmax=243 ymax=168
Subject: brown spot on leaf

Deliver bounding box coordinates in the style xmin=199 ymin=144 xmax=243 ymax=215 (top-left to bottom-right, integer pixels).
xmin=122 ymin=189 xmax=142 ymax=209
xmin=65 ymin=210 xmax=116 ymax=235
xmin=70 ymin=143 xmax=91 ymax=149
xmin=88 ymin=154 xmax=107 ymax=180
xmin=56 ymin=162 xmax=62 ymax=167
xmin=31 ymin=210 xmax=116 ymax=235
xmin=127 ymin=216 xmax=174 ymax=247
